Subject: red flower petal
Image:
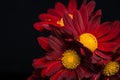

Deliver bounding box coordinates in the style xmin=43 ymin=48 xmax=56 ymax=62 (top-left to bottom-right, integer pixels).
xmin=73 ymin=10 xmax=85 ymax=33
xmin=98 ymin=25 xmax=120 ymax=42
xmin=91 ymin=73 xmax=101 ymax=80
xmin=68 ymin=0 xmax=77 ymax=14
xmin=94 ymin=50 xmax=111 ymax=60
xmin=98 ymin=42 xmax=119 ymax=52
xmin=93 ymin=22 xmax=112 ymax=38
xmin=80 ymin=4 xmax=88 ymax=30
xmin=76 ymin=68 xmax=84 ymax=80
xmin=87 ymin=10 xmax=102 ymax=33
xmin=86 ymin=0 xmax=96 ymax=17
xmin=32 ymin=57 xmax=48 ymax=68
xmin=67 ymin=71 xmax=77 ymax=80
xmin=37 ymin=37 xmax=50 ymax=51
xmin=39 ymin=14 xmax=58 ymax=23
xmin=50 ymin=69 xmax=64 ymax=80
xmin=44 ymin=61 xmax=62 ymax=76
xmin=55 ymin=2 xmax=67 ymax=14
xmin=33 ymin=22 xmax=51 ymax=31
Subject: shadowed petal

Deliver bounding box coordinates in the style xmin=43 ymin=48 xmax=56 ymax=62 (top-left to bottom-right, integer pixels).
xmin=55 ymin=2 xmax=67 ymax=13
xmin=68 ymin=0 xmax=77 ymax=14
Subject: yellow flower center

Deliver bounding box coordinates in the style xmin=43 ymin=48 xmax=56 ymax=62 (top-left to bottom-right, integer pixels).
xmin=79 ymin=33 xmax=98 ymax=52
xmin=57 ymin=14 xmax=73 ymax=26
xmin=103 ymin=61 xmax=119 ymax=76
xmin=61 ymin=49 xmax=80 ymax=69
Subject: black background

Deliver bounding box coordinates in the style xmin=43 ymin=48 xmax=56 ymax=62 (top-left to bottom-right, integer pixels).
xmin=5 ymin=0 xmax=120 ymax=80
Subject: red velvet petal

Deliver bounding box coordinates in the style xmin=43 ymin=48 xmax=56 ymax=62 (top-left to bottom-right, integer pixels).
xmin=44 ymin=61 xmax=63 ymax=76
xmin=98 ymin=42 xmax=119 ymax=51
xmin=32 ymin=57 xmax=48 ymax=69
xmin=93 ymin=22 xmax=112 ymax=38
xmin=47 ymin=9 xmax=62 ymax=18
xmin=33 ymin=22 xmax=51 ymax=31
xmin=98 ymin=25 xmax=120 ymax=42
xmin=91 ymin=73 xmax=101 ymax=80
xmin=73 ymin=10 xmax=85 ymax=33
xmin=87 ymin=0 xmax=96 ymax=17
xmin=39 ymin=14 xmax=58 ymax=23
xmin=55 ymin=2 xmax=67 ymax=13
xmin=80 ymin=4 xmax=88 ymax=30
xmin=50 ymin=69 xmax=64 ymax=80
xmin=68 ymin=0 xmax=77 ymax=14
xmin=37 ymin=37 xmax=50 ymax=51
xmin=67 ymin=71 xmax=77 ymax=80
xmin=94 ymin=50 xmax=111 ymax=60
xmin=76 ymin=68 xmax=84 ymax=80
xmin=87 ymin=10 xmax=102 ymax=33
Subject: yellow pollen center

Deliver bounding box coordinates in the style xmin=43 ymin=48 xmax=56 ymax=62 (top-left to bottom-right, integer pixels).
xmin=79 ymin=33 xmax=98 ymax=52
xmin=103 ymin=61 xmax=119 ymax=76
xmin=57 ymin=14 xmax=73 ymax=26
xmin=61 ymin=49 xmax=80 ymax=69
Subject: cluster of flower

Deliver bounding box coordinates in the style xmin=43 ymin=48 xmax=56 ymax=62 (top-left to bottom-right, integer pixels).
xmin=28 ymin=0 xmax=120 ymax=80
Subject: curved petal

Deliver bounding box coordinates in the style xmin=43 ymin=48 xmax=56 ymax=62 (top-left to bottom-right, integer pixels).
xmin=98 ymin=42 xmax=119 ymax=52
xmin=50 ymin=69 xmax=64 ymax=80
xmin=37 ymin=37 xmax=50 ymax=51
xmin=68 ymin=0 xmax=77 ymax=14
xmin=98 ymin=25 xmax=120 ymax=42
xmin=87 ymin=10 xmax=102 ymax=33
xmin=55 ymin=2 xmax=67 ymax=13
xmin=39 ymin=14 xmax=58 ymax=23
xmin=33 ymin=22 xmax=51 ymax=31
xmin=76 ymin=68 xmax=84 ymax=80
xmin=44 ymin=61 xmax=63 ymax=76
xmin=93 ymin=22 xmax=112 ymax=38
xmin=87 ymin=0 xmax=96 ymax=17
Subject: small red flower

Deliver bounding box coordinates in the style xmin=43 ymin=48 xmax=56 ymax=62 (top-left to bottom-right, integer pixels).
xmin=91 ymin=52 xmax=120 ymax=80
xmin=29 ymin=35 xmax=95 ymax=80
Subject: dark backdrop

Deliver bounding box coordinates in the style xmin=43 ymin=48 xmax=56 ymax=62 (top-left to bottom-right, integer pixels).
xmin=5 ymin=0 xmax=120 ymax=80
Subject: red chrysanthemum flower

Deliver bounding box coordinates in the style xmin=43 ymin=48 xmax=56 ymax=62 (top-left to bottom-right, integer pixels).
xmin=33 ymin=0 xmax=96 ymax=31
xmin=58 ymin=9 xmax=120 ymax=64
xmin=91 ymin=51 xmax=120 ymax=80
xmin=29 ymin=35 xmax=95 ymax=80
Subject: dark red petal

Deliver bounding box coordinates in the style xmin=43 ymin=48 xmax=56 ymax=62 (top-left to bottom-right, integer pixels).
xmin=87 ymin=0 xmax=96 ymax=16
xmin=47 ymin=9 xmax=62 ymax=18
xmin=87 ymin=10 xmax=102 ymax=33
xmin=79 ymin=65 xmax=92 ymax=78
xmin=32 ymin=57 xmax=48 ymax=68
xmin=80 ymin=4 xmax=88 ymax=30
xmin=98 ymin=42 xmax=119 ymax=52
xmin=91 ymin=73 xmax=101 ymax=80
xmin=33 ymin=22 xmax=51 ymax=31
xmin=93 ymin=22 xmax=112 ymax=38
xmin=45 ymin=61 xmax=63 ymax=76
xmin=39 ymin=14 xmax=58 ymax=22
xmin=50 ymin=69 xmax=64 ymax=80
xmin=94 ymin=50 xmax=111 ymax=60
xmin=73 ymin=10 xmax=85 ymax=33
xmin=67 ymin=71 xmax=77 ymax=80
xmin=76 ymin=68 xmax=84 ymax=80
xmin=49 ymin=36 xmax=64 ymax=52
xmin=68 ymin=0 xmax=77 ymax=14
xmin=98 ymin=25 xmax=120 ymax=42
xmin=55 ymin=2 xmax=67 ymax=13
xmin=37 ymin=37 xmax=50 ymax=51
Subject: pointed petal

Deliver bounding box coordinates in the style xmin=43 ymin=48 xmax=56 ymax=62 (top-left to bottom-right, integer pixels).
xmin=68 ymin=0 xmax=77 ymax=14
xmin=98 ymin=42 xmax=119 ymax=51
xmin=55 ymin=2 xmax=67 ymax=13
xmin=39 ymin=14 xmax=58 ymax=23
xmin=80 ymin=4 xmax=88 ymax=30
xmin=33 ymin=22 xmax=51 ymax=31
xmin=87 ymin=10 xmax=102 ymax=33
xmin=50 ymin=69 xmax=64 ymax=80
xmin=87 ymin=1 xmax=96 ymax=16
xmin=32 ymin=57 xmax=48 ymax=68
xmin=98 ymin=25 xmax=119 ymax=42
xmin=93 ymin=22 xmax=112 ymax=38
xmin=73 ymin=10 xmax=85 ymax=33
xmin=45 ymin=61 xmax=62 ymax=76
xmin=37 ymin=37 xmax=50 ymax=51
